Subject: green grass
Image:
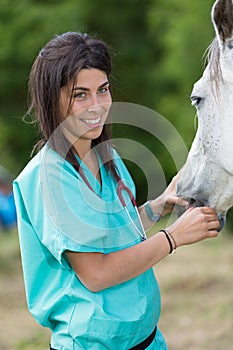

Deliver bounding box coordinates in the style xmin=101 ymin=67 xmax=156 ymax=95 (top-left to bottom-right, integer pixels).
xmin=0 ymin=228 xmax=232 ymax=349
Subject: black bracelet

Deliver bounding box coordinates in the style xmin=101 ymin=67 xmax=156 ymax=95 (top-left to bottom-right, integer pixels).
xmin=167 ymin=230 xmax=177 ymax=251
xmin=160 ymin=229 xmax=173 ymax=254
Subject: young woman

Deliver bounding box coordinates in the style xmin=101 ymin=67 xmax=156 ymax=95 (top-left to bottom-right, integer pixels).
xmin=13 ymin=32 xmax=219 ymax=350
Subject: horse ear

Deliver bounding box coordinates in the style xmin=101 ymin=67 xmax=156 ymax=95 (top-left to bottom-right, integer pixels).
xmin=212 ymin=0 xmax=233 ymax=43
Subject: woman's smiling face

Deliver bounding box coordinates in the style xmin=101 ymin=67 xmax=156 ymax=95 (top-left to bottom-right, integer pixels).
xmin=60 ymin=68 xmax=112 ymax=145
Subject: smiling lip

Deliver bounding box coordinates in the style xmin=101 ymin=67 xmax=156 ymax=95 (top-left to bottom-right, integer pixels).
xmin=81 ymin=116 xmax=102 ymax=128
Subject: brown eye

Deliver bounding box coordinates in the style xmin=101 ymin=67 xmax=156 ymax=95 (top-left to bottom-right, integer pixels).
xmin=98 ymin=84 xmax=110 ymax=94
xmin=190 ymin=95 xmax=203 ymax=108
xmin=74 ymin=92 xmax=86 ymax=99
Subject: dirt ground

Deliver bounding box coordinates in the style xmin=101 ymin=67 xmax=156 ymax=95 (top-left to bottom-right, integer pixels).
xmin=0 ymin=229 xmax=232 ymax=350
xmin=156 ymin=233 xmax=233 ymax=350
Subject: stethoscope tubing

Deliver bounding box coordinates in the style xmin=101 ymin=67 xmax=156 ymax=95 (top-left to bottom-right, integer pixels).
xmin=123 ymin=205 xmax=147 ymax=241
xmin=77 ymin=165 xmax=147 ymax=241
xmin=116 ymin=176 xmax=147 ymax=241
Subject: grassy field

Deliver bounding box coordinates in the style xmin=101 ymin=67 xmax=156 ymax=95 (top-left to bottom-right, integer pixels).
xmin=0 ymin=228 xmax=232 ymax=350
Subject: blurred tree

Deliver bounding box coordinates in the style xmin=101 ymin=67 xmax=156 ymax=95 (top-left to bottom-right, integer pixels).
xmin=80 ymin=0 xmax=157 ymax=107
xmin=148 ymin=0 xmax=215 ymax=145
xmin=0 ymin=0 xmax=86 ymax=173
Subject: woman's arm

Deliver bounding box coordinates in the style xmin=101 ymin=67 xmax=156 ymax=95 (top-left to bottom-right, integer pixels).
xmin=139 ymin=173 xmax=188 ymax=231
xmin=66 ymin=230 xmax=169 ymax=292
xmin=66 ymin=206 xmax=219 ymax=292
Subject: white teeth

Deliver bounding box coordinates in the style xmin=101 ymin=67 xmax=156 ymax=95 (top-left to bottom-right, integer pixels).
xmin=82 ymin=117 xmax=101 ymax=125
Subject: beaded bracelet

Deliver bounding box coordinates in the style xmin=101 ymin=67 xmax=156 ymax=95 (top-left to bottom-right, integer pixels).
xmin=144 ymin=201 xmax=161 ymax=222
xmin=160 ymin=229 xmax=177 ymax=254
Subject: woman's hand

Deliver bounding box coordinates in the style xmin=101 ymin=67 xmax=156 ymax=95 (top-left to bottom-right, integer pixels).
xmin=150 ymin=173 xmax=188 ymax=218
xmin=166 ymin=206 xmax=220 ymax=247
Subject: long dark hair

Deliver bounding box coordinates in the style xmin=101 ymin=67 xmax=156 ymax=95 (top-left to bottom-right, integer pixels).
xmin=28 ymin=31 xmax=117 ymax=178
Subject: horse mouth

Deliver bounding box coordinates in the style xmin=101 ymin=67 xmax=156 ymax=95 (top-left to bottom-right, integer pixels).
xmin=189 ymin=197 xmax=207 ymax=208
xmin=189 ymin=197 xmax=198 ymax=208
xmin=175 ymin=196 xmax=206 ymax=214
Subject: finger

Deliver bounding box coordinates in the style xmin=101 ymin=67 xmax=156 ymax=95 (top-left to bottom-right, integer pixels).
xmin=206 ymin=229 xmax=219 ymax=238
xmin=174 ymin=197 xmax=189 ymax=208
xmin=208 ymin=220 xmax=220 ymax=231
xmin=170 ymin=175 xmax=179 ymax=185
xmin=167 ymin=196 xmax=189 ymax=208
xmin=201 ymin=207 xmax=217 ymax=214
xmin=205 ymin=214 xmax=219 ymax=222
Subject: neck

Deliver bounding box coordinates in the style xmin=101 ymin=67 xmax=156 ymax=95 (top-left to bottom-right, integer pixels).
xmin=73 ymin=139 xmax=101 ymax=185
xmin=73 ymin=140 xmax=92 ymax=160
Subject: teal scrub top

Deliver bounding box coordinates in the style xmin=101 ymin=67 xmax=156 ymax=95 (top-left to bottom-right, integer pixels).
xmin=13 ymin=144 xmax=168 ymax=350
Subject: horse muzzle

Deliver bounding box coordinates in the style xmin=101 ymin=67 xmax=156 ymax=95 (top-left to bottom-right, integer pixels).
xmin=175 ymin=197 xmax=226 ymax=232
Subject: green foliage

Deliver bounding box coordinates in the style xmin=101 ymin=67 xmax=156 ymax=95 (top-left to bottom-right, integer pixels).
xmin=0 ymin=0 xmax=86 ymax=172
xmin=148 ymin=0 xmax=215 ymax=142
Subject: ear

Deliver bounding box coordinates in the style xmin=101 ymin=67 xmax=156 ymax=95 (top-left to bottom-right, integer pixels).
xmin=212 ymin=0 xmax=233 ymax=45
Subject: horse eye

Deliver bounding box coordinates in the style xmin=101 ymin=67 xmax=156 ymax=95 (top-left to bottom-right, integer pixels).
xmin=190 ymin=95 xmax=203 ymax=108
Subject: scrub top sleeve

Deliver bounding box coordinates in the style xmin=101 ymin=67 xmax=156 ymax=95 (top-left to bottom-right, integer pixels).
xmin=13 ymin=180 xmax=68 ymax=269
xmin=14 ymin=149 xmax=111 ymax=267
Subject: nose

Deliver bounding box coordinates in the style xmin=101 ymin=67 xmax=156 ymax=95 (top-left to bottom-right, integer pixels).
xmin=87 ymin=95 xmax=103 ymax=113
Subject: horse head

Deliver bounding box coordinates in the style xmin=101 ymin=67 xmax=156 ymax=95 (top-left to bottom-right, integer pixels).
xmin=176 ymin=0 xmax=233 ymax=230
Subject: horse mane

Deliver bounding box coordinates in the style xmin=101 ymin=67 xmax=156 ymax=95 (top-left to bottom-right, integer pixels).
xmin=204 ymin=37 xmax=222 ymax=84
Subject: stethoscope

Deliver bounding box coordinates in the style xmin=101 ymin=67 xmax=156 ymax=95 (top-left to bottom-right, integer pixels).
xmin=78 ymin=165 xmax=147 ymax=241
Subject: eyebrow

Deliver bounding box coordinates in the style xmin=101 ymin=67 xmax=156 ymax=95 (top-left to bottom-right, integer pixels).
xmin=71 ymin=81 xmax=109 ymax=92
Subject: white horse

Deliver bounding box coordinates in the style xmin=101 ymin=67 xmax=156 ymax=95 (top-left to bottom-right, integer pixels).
xmin=176 ymin=0 xmax=233 ymax=231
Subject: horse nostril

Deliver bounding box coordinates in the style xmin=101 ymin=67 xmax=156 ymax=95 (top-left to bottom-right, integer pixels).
xmin=218 ymin=216 xmax=225 ymax=232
